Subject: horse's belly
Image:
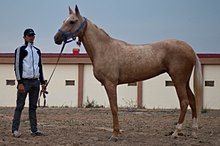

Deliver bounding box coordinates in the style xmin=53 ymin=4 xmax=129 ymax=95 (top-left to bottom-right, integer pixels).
xmin=118 ymin=65 xmax=165 ymax=84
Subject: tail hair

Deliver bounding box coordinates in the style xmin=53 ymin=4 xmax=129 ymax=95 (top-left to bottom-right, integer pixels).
xmin=193 ymin=55 xmax=203 ymax=114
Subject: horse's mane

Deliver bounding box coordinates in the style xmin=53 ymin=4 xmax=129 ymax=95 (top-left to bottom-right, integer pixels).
xmin=93 ymin=23 xmax=110 ymax=38
xmin=90 ymin=20 xmax=129 ymax=45
xmin=100 ymin=28 xmax=110 ymax=37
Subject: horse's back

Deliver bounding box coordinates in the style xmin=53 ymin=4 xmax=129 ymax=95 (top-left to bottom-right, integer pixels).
xmin=116 ymin=39 xmax=196 ymax=84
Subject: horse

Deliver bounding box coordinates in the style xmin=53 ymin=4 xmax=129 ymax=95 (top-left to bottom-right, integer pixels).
xmin=54 ymin=5 xmax=203 ymax=141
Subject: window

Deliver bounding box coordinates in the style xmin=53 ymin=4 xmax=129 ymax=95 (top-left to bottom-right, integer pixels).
xmin=65 ymin=80 xmax=75 ymax=86
xmin=6 ymin=80 xmax=15 ymax=86
xmin=128 ymin=82 xmax=137 ymax=86
xmin=205 ymin=81 xmax=214 ymax=87
xmin=165 ymin=80 xmax=174 ymax=86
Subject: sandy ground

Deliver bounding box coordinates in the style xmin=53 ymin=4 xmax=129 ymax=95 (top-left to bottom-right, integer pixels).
xmin=0 ymin=107 xmax=220 ymax=146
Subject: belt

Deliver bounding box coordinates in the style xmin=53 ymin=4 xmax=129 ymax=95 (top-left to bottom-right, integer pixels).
xmin=23 ymin=78 xmax=38 ymax=81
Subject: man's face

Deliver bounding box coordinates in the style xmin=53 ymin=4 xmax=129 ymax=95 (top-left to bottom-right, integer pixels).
xmin=24 ymin=34 xmax=35 ymax=43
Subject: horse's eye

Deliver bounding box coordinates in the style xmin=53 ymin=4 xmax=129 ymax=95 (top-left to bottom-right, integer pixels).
xmin=70 ymin=21 xmax=74 ymax=24
xmin=70 ymin=20 xmax=77 ymax=24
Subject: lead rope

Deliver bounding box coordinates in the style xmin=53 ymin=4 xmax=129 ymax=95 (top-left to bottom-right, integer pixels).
xmin=47 ymin=42 xmax=67 ymax=86
xmin=39 ymin=41 xmax=67 ymax=107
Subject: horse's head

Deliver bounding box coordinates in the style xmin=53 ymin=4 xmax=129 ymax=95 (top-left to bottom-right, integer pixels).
xmin=54 ymin=5 xmax=86 ymax=45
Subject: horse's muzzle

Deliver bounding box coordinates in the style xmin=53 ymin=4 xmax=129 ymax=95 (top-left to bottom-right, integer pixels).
xmin=54 ymin=33 xmax=63 ymax=45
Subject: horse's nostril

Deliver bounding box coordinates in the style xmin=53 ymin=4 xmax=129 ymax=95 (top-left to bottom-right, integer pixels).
xmin=54 ymin=35 xmax=62 ymax=45
xmin=54 ymin=35 xmax=60 ymax=42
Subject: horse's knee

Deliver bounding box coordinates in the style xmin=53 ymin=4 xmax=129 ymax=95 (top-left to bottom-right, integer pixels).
xmin=180 ymin=99 xmax=189 ymax=111
xmin=178 ymin=99 xmax=189 ymax=123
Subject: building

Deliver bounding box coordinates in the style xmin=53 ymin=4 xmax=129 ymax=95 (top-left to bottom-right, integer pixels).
xmin=0 ymin=53 xmax=220 ymax=109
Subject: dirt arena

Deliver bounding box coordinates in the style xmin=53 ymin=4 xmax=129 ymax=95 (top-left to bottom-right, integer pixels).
xmin=0 ymin=107 xmax=220 ymax=146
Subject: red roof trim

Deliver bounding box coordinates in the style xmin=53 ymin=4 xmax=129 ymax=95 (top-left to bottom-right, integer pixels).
xmin=41 ymin=53 xmax=89 ymax=58
xmin=0 ymin=53 xmax=14 ymax=57
xmin=197 ymin=54 xmax=220 ymax=58
xmin=0 ymin=53 xmax=89 ymax=58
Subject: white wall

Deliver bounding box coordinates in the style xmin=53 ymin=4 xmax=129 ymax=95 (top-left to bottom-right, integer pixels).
xmin=203 ymin=65 xmax=220 ymax=109
xmin=142 ymin=73 xmax=179 ymax=109
xmin=83 ymin=65 xmax=137 ymax=107
xmin=117 ymin=84 xmax=137 ymax=108
xmin=0 ymin=64 xmax=79 ymax=107
xmin=142 ymin=73 xmax=194 ymax=109
xmin=0 ymin=63 xmax=220 ymax=109
xmin=83 ymin=65 xmax=109 ymax=107
xmin=0 ymin=64 xmax=17 ymax=106
xmin=43 ymin=64 xmax=78 ymax=107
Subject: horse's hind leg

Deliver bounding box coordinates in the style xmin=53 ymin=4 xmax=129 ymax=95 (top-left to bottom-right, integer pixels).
xmin=187 ymin=83 xmax=198 ymax=138
xmin=171 ymin=82 xmax=189 ymax=138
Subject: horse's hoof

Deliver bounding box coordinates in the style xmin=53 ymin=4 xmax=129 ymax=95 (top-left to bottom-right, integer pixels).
xmin=171 ymin=131 xmax=178 ymax=139
xmin=171 ymin=134 xmax=178 ymax=139
xmin=109 ymin=135 xmax=119 ymax=142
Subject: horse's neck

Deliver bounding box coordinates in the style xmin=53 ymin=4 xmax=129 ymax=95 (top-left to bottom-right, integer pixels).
xmin=82 ymin=20 xmax=111 ymax=62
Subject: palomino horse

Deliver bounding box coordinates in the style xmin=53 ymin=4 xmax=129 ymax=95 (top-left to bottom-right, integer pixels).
xmin=54 ymin=5 xmax=203 ymax=141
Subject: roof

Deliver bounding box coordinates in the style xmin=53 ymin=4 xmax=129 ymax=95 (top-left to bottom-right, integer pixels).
xmin=197 ymin=54 xmax=220 ymax=58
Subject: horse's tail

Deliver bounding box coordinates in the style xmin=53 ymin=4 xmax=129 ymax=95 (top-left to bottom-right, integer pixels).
xmin=193 ymin=55 xmax=203 ymax=114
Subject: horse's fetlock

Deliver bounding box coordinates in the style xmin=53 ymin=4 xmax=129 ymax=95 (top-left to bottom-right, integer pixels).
xmin=192 ymin=118 xmax=198 ymax=129
xmin=176 ymin=123 xmax=183 ymax=130
xmin=109 ymin=135 xmax=119 ymax=142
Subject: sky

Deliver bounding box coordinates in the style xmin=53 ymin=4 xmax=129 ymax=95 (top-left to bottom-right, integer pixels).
xmin=0 ymin=0 xmax=220 ymax=54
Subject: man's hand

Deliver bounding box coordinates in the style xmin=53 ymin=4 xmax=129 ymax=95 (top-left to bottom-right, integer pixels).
xmin=41 ymin=84 xmax=47 ymax=94
xmin=18 ymin=83 xmax=25 ymax=93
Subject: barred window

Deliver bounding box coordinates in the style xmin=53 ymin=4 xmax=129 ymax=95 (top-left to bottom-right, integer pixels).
xmin=205 ymin=81 xmax=214 ymax=87
xmin=165 ymin=80 xmax=174 ymax=86
xmin=6 ymin=80 xmax=15 ymax=86
xmin=65 ymin=80 xmax=75 ymax=86
xmin=128 ymin=82 xmax=137 ymax=86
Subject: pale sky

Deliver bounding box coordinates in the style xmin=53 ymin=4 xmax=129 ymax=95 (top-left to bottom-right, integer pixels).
xmin=0 ymin=0 xmax=219 ymax=53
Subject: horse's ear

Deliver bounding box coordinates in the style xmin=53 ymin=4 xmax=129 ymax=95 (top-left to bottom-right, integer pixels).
xmin=75 ymin=5 xmax=81 ymax=16
xmin=69 ymin=6 xmax=74 ymax=14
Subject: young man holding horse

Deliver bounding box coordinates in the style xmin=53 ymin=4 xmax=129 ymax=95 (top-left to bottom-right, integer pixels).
xmin=12 ymin=28 xmax=47 ymax=138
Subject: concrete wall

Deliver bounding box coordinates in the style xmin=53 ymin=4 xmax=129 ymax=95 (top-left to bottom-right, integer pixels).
xmin=43 ymin=64 xmax=78 ymax=107
xmin=83 ymin=65 xmax=109 ymax=107
xmin=203 ymin=65 xmax=220 ymax=109
xmin=0 ymin=64 xmax=17 ymax=106
xmin=142 ymin=73 xmax=194 ymax=109
xmin=83 ymin=65 xmax=137 ymax=107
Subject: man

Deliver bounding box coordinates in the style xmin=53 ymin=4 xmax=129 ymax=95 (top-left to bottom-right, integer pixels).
xmin=12 ymin=28 xmax=46 ymax=137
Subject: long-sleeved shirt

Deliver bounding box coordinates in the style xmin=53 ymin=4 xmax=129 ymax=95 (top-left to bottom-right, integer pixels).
xmin=14 ymin=42 xmax=45 ymax=84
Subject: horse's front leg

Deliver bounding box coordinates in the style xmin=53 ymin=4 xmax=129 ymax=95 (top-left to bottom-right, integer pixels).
xmin=104 ymin=82 xmax=120 ymax=141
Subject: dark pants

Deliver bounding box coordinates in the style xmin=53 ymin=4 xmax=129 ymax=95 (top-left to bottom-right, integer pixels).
xmin=12 ymin=79 xmax=40 ymax=133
